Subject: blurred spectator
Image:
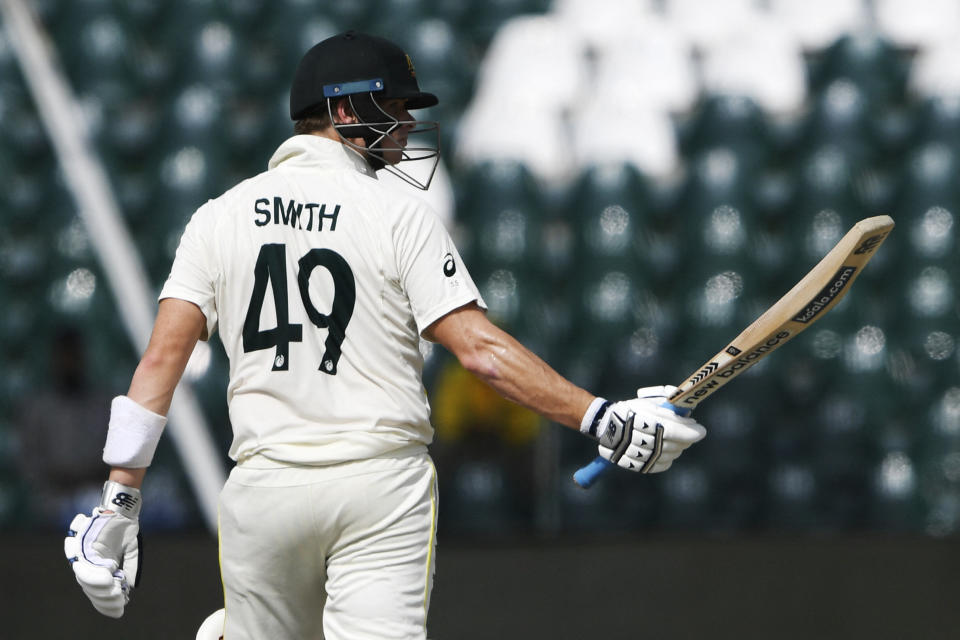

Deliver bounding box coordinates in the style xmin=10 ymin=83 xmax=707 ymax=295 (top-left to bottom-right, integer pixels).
xmin=431 ymin=356 xmax=542 ymax=447
xmin=14 ymin=327 xmax=111 ymax=529
xmin=430 ymin=356 xmax=542 ymax=531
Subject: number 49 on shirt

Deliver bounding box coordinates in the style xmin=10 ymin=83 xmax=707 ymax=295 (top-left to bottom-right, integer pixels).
xmin=242 ymin=243 xmax=355 ymax=374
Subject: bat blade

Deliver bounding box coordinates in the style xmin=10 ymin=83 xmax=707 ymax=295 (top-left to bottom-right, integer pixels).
xmin=573 ymin=215 xmax=894 ymax=489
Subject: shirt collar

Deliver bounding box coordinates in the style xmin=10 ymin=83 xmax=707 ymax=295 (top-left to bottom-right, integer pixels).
xmin=267 ymin=134 xmax=377 ymax=178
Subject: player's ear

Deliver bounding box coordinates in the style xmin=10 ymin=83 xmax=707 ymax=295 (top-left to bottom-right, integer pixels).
xmin=333 ymin=98 xmax=358 ymax=125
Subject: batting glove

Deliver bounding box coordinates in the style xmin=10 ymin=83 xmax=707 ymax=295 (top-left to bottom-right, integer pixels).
xmin=64 ymin=481 xmax=142 ymax=618
xmin=581 ymin=386 xmax=707 ymax=473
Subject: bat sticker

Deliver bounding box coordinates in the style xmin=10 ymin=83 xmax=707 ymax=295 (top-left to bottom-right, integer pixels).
xmin=688 ymin=362 xmax=719 ymax=384
xmin=854 ymin=232 xmax=890 ymax=255
xmin=793 ymin=266 xmax=857 ymax=323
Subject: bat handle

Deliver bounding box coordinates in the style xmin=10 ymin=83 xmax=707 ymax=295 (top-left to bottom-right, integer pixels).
xmin=573 ymin=401 xmax=691 ymax=489
xmin=572 ymin=457 xmax=612 ymax=489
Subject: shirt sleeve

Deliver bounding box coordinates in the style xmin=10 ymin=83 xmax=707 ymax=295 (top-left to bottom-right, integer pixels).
xmin=392 ymin=202 xmax=486 ymax=338
xmin=158 ymin=202 xmax=219 ymax=339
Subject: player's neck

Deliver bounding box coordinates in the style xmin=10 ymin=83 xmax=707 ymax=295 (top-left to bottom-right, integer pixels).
xmin=312 ymin=128 xmax=365 ymax=149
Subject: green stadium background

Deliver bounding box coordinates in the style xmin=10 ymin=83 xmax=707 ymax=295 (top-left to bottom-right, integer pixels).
xmin=1 ymin=1 xmax=958 ymax=638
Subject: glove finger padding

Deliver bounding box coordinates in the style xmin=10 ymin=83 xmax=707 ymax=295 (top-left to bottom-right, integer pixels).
xmin=596 ymin=421 xmax=664 ymax=472
xmin=65 ymin=508 xmax=140 ymax=618
xmin=595 ymin=396 xmax=707 ymax=473
xmin=123 ymin=532 xmax=142 ymax=589
xmin=631 ymin=401 xmax=707 ymax=445
xmin=645 ymin=458 xmax=674 ymax=474
xmin=71 ymin=560 xmax=127 ymax=618
xmin=661 ymin=416 xmax=707 ymax=445
xmin=636 ymin=385 xmax=679 ymax=400
xmin=655 ymin=439 xmax=688 ymax=456
xmin=635 ymin=421 xmax=664 ymax=472
xmin=627 ymin=438 xmax=686 ymax=465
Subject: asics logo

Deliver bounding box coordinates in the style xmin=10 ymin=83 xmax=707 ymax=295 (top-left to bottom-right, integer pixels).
xmin=443 ymin=253 xmax=456 ymax=277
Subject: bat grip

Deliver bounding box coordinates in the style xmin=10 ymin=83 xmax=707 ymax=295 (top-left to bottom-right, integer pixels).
xmin=573 ymin=401 xmax=690 ymax=489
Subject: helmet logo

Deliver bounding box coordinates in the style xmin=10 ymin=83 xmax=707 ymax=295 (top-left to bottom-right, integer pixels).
xmin=405 ymin=54 xmax=416 ymax=78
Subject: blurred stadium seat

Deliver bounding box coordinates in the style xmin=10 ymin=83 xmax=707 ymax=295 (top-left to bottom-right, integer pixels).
xmin=454 ymin=14 xmax=584 ymax=184
xmin=679 ymin=145 xmax=757 ymax=221
xmin=789 ymin=145 xmax=871 ymax=224
xmin=664 ymin=0 xmax=758 ymax=51
xmin=895 ymin=142 xmax=960 ymax=216
xmin=552 ymin=0 xmax=657 ymax=49
xmin=875 ymin=0 xmax=960 ymax=50
xmin=679 ymin=95 xmax=771 ymax=164
xmin=585 ymin=14 xmax=697 ymax=115
xmin=800 ymin=79 xmax=877 ymax=161
xmin=389 ymin=24 xmax=473 ymax=151
xmin=567 ymin=164 xmax=647 ymax=264
xmin=698 ymin=13 xmax=807 ymax=117
xmin=910 ymin=39 xmax=960 ymax=99
xmin=455 ymin=159 xmax=544 ymax=261
xmin=807 ymin=32 xmax=910 ymax=106
xmin=571 ymin=103 xmax=680 ymax=180
xmin=768 ymin=0 xmax=869 ymax=51
xmin=909 ymin=96 xmax=960 ymax=151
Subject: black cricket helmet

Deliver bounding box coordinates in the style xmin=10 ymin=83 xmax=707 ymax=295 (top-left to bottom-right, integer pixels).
xmin=290 ymin=31 xmax=440 ymax=190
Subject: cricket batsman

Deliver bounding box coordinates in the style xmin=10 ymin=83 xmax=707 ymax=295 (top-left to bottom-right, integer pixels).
xmin=63 ymin=31 xmax=707 ymax=638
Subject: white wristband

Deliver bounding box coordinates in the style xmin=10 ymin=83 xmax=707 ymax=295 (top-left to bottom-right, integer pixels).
xmin=580 ymin=397 xmax=610 ymax=437
xmin=102 ymin=396 xmax=167 ymax=468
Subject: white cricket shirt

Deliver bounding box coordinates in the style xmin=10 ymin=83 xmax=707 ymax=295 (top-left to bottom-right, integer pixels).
xmin=159 ymin=135 xmax=486 ymax=465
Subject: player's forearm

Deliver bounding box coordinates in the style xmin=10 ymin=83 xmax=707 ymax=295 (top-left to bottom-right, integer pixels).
xmin=126 ymin=298 xmax=206 ymax=416
xmin=109 ymin=467 xmax=147 ymax=489
xmin=103 ymin=299 xmax=207 ymax=489
xmin=126 ymin=348 xmax=189 ymax=417
xmin=457 ymin=323 xmax=594 ymax=430
xmin=108 ymin=348 xmax=180 ymax=491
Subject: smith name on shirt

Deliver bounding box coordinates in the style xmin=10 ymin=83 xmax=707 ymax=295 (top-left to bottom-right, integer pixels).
xmin=254 ymin=197 xmax=341 ymax=232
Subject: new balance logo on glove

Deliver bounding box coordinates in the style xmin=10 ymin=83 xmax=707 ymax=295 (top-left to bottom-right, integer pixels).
xmin=112 ymin=492 xmax=139 ymax=510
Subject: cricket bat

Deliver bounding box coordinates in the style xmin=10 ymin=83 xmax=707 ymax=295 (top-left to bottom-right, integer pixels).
xmin=573 ymin=215 xmax=895 ymax=488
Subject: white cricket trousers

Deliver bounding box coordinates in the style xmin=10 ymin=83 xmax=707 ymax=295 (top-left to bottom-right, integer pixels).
xmin=218 ymin=451 xmax=438 ymax=640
